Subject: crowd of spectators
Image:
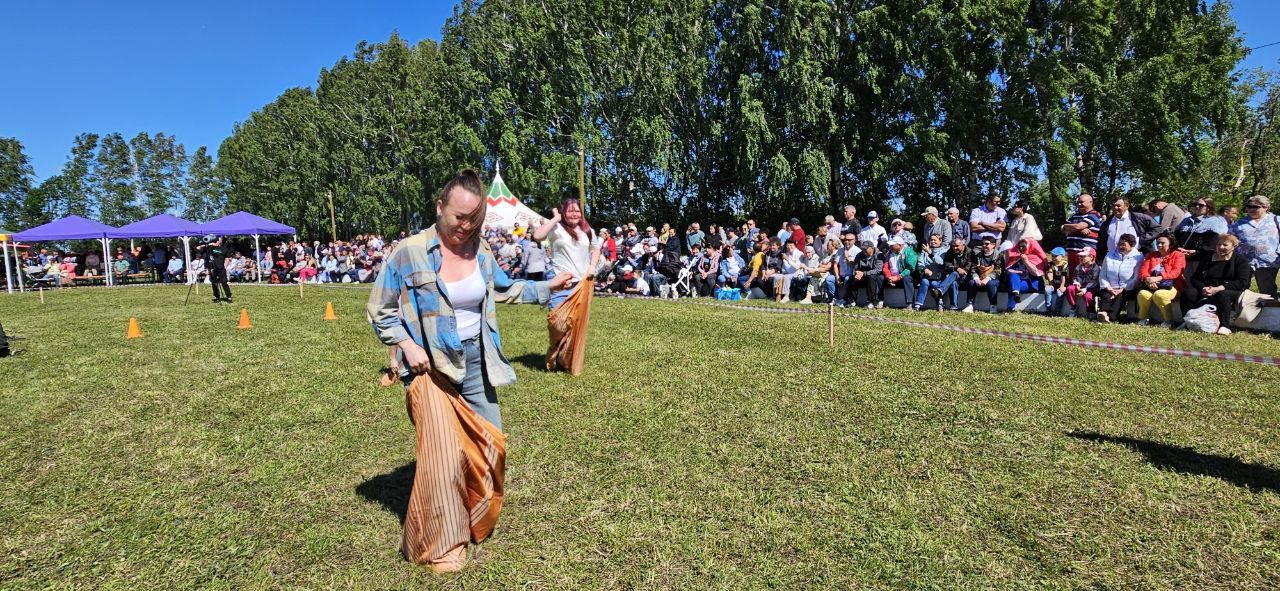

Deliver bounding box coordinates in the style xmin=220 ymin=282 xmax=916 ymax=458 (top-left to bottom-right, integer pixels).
xmin=483 ymin=194 xmax=1276 ymax=336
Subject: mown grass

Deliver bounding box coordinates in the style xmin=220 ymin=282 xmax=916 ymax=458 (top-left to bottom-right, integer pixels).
xmin=1 ymin=285 xmax=1278 ymax=589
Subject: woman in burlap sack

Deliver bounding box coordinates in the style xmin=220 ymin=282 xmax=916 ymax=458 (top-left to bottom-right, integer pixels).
xmin=531 ymin=197 xmax=600 ymax=375
xmin=366 ymin=170 xmax=513 ymax=573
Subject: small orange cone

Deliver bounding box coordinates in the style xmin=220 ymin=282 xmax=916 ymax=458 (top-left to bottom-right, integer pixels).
xmin=125 ymin=317 xmax=143 ymax=339
xmin=237 ymin=308 xmax=253 ymax=329
xmin=323 ymin=301 xmax=338 ymax=321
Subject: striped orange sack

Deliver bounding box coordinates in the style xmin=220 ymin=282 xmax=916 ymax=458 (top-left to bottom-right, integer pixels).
xmin=546 ymin=277 xmax=594 ymax=375
xmin=400 ymin=372 xmax=506 ymax=565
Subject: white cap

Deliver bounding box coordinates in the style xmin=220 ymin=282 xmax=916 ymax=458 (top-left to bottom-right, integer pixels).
xmin=888 ymin=237 xmax=905 ymax=246
xmin=867 ymin=210 xmax=879 ymax=219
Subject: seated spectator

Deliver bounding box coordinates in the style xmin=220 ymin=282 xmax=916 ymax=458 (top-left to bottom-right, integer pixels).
xmin=228 ymin=252 xmax=247 ymax=282
xmin=1044 ymin=247 xmax=1070 ymax=316
xmin=882 ymin=237 xmax=917 ymax=308
xmin=187 ymin=252 xmax=206 ymax=284
xmin=827 ymin=231 xmax=858 ymax=306
xmin=718 ymin=245 xmax=743 ymax=289
xmin=796 ymin=244 xmax=827 ymax=304
xmin=296 ymin=255 xmax=319 ymax=283
xmin=1135 ymin=234 xmax=1185 ymax=327
xmin=112 ymin=254 xmax=130 ymax=278
xmin=852 ymin=240 xmax=885 ymax=309
xmin=915 ymin=234 xmax=945 ymax=310
xmin=356 ymin=260 xmax=376 ymax=283
xmin=962 ymin=237 xmax=1004 ymax=313
xmin=164 ymin=253 xmax=184 ymax=283
xmin=690 ymin=244 xmax=719 ymax=297
xmin=1066 ymin=247 xmax=1100 ymax=318
xmin=1003 ymin=238 xmax=1046 ymax=312
xmin=1095 ymin=233 xmax=1142 ymax=323
xmin=1186 ymin=234 xmax=1253 ymax=335
xmin=937 ymin=238 xmax=971 ymax=311
xmin=84 ymin=251 xmax=101 ymax=276
xmin=775 ymin=241 xmax=805 ymax=303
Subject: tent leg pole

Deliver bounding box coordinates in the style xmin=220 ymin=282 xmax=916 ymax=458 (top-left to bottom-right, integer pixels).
xmin=3 ymin=240 xmax=12 ymax=294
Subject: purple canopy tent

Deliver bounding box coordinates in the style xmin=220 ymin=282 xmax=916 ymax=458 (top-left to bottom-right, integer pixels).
xmin=10 ymin=216 xmax=121 ymax=291
xmin=111 ymin=214 xmax=207 ymax=284
xmin=197 ymin=212 xmax=296 ymax=283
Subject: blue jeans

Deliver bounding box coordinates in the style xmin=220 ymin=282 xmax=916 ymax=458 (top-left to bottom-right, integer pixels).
xmin=933 ymin=272 xmax=961 ymax=308
xmin=886 ymin=274 xmax=915 ymax=308
xmin=458 ymin=338 xmax=501 ymax=429
xmin=549 ymin=284 xmax=576 ymax=310
xmin=399 ymin=338 xmax=501 ymax=430
xmin=964 ymin=275 xmax=999 ymax=308
xmin=915 ymin=274 xmax=941 ymax=307
xmin=823 ymin=275 xmax=838 ymax=303
xmin=1006 ymin=273 xmax=1043 ymax=309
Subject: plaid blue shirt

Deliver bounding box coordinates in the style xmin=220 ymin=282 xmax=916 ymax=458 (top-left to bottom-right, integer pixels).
xmin=367 ymin=226 xmax=516 ymax=388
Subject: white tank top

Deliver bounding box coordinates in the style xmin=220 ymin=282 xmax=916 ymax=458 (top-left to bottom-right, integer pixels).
xmin=443 ymin=265 xmax=485 ymax=340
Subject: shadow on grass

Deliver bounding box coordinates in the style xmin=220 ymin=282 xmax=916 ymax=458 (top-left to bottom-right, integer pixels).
xmin=356 ymin=463 xmax=414 ymax=524
xmin=1068 ymin=431 xmax=1280 ymax=494
xmin=510 ymin=352 xmax=546 ymax=372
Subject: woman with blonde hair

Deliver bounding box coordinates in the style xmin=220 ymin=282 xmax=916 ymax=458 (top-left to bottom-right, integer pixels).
xmin=1187 ymin=233 xmax=1253 ymax=335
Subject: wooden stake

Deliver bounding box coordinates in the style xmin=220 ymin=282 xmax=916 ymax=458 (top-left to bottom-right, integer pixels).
xmin=39 ymin=286 xmax=44 ymax=304
xmin=299 ymin=281 xmax=304 ymax=299
xmin=828 ymin=303 xmax=835 ymax=347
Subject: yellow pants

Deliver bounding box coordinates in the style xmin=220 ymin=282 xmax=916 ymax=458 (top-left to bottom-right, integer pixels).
xmin=1136 ymin=288 xmax=1177 ymax=321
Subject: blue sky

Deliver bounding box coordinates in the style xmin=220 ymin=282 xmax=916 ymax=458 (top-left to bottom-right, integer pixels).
xmin=3 ymin=0 xmax=1279 ymax=181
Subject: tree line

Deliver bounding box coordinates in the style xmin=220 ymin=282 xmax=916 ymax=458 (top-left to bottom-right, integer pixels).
xmin=4 ymin=0 xmax=1280 ymax=240
xmin=0 ymin=132 xmax=225 ymax=230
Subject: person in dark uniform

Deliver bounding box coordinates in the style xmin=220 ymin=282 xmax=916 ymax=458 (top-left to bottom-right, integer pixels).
xmin=206 ymin=237 xmax=233 ymax=304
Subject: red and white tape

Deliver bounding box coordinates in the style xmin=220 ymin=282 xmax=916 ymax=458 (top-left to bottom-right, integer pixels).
xmin=602 ymin=294 xmax=1280 ymax=368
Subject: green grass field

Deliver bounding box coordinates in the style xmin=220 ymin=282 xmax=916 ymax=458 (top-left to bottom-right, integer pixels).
xmin=2 ymin=285 xmax=1278 ymax=589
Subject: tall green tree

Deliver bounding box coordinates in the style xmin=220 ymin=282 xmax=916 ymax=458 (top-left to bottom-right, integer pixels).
xmin=96 ymin=132 xmax=143 ymax=226
xmin=0 ymin=138 xmax=35 ymax=229
xmin=184 ymin=146 xmax=225 ymax=221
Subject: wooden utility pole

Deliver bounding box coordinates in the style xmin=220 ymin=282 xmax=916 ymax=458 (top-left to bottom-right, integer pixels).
xmin=327 ymin=189 xmax=338 ymax=243
xmin=578 ymin=145 xmax=587 ymax=212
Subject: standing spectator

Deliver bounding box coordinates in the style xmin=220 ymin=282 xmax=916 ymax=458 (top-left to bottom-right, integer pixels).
xmin=1187 ymin=234 xmax=1253 ymax=335
xmin=786 ymin=218 xmax=806 ymax=250
xmin=151 ymin=243 xmax=168 ymax=282
xmin=1175 ymin=197 xmax=1229 ymax=261
xmin=840 ymin=205 xmax=863 ymax=238
xmin=1135 ymin=234 xmax=1186 ymax=327
xmin=969 ymin=193 xmax=1008 ymax=246
xmin=1095 ymin=234 xmax=1142 ymax=323
xmin=1061 ymin=193 xmax=1104 ymax=273
xmin=858 ymin=211 xmax=887 ymax=248
xmin=1220 ymin=205 xmax=1239 ymax=225
xmin=1148 ymin=198 xmax=1189 ymax=235
xmin=920 ymin=206 xmax=952 ymax=248
xmin=1005 ymin=200 xmax=1043 ymax=245
xmin=1098 ymin=197 xmax=1159 ymax=256
xmin=1229 ymin=195 xmax=1279 ymax=297
xmin=888 ymin=219 xmax=916 ymax=247
xmin=522 ymin=240 xmax=548 ymax=281
xmin=685 ymin=222 xmax=705 ymax=253
xmin=947 ymin=207 xmax=971 ymax=246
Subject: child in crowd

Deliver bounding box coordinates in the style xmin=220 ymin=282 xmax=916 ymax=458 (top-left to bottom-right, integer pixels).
xmin=1066 ymin=247 xmax=1099 ymax=318
xmin=1044 ymin=247 xmax=1070 ymax=316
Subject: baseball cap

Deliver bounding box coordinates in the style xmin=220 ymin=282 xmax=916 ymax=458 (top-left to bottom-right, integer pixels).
xmin=789 ymin=217 xmax=800 ymax=225
xmin=922 ymin=206 xmax=939 ymax=216
xmin=888 ymin=237 xmax=905 ymax=246
xmin=1050 ymin=247 xmax=1067 ymax=256
xmin=859 ymin=240 xmax=875 ymax=249
xmin=866 ymin=210 xmax=879 ymax=220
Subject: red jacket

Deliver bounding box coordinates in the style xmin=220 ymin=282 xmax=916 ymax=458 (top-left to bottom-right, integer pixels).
xmin=1138 ymin=249 xmax=1186 ymax=288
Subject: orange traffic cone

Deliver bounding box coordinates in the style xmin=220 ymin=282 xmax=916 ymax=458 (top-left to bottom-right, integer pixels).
xmin=125 ymin=317 xmax=143 ymax=339
xmin=323 ymin=301 xmax=338 ymax=321
xmin=237 ymin=308 xmax=253 ymax=329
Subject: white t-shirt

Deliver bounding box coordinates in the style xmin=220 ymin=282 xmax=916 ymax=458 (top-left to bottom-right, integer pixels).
xmin=443 ymin=265 xmax=486 ymax=340
xmin=547 ymin=224 xmax=601 ymax=281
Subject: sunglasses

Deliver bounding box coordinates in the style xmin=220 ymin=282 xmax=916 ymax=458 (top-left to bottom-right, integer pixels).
xmin=1245 ymin=205 xmax=1264 ymax=210
xmin=1191 ymin=202 xmax=1207 ymax=207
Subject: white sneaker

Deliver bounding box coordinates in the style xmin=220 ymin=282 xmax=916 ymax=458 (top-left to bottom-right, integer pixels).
xmin=865 ymin=303 xmax=875 ymax=310
xmin=1136 ymin=319 xmax=1151 ymax=326
xmin=961 ymin=304 xmax=974 ymax=313
xmin=1097 ymin=312 xmax=1110 ymax=323
xmin=1216 ymin=327 xmax=1232 ymax=336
